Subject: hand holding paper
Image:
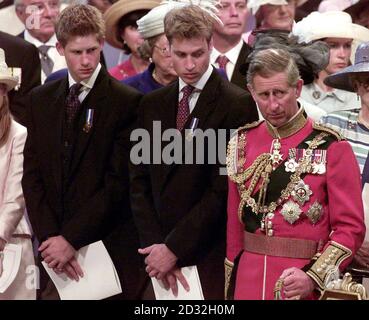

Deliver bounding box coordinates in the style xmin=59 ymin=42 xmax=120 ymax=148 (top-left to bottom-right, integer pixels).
xmin=152 ymin=266 xmax=204 ymax=300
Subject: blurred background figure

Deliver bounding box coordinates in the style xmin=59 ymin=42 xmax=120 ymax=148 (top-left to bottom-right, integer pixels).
xmin=211 ymin=0 xmax=253 ymax=90
xmin=104 ymin=0 xmax=160 ymax=81
xmin=123 ymin=1 xmax=182 ymax=93
xmin=0 ymin=31 xmax=41 ymax=126
xmin=322 ymin=41 xmax=369 ymax=274
xmin=292 ymin=11 xmax=369 ymax=113
xmin=0 ymin=48 xmax=35 ymax=300
xmin=244 ymin=0 xmax=307 ymax=45
xmin=345 ymin=0 xmax=369 ymax=29
xmin=15 ymin=0 xmax=68 ymax=83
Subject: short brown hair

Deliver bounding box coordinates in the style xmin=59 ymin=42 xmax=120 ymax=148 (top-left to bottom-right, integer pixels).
xmin=164 ymin=5 xmax=214 ymax=44
xmin=247 ymin=48 xmax=300 ymax=88
xmin=55 ymin=4 xmax=105 ymax=47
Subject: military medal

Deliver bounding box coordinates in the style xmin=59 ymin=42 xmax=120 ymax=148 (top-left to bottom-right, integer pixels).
xmin=281 ymin=200 xmax=302 ymax=224
xmin=185 ymin=117 xmax=199 ymax=141
xmin=83 ymin=109 xmax=94 ymax=133
xmin=270 ymin=139 xmax=283 ymax=169
xmin=291 ymin=179 xmax=313 ymax=206
xmin=306 ymin=201 xmax=323 ymax=224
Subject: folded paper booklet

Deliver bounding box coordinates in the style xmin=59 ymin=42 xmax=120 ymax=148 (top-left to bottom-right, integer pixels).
xmin=0 ymin=243 xmax=22 ymax=293
xmin=152 ymin=265 xmax=204 ymax=300
xmin=42 ymin=240 xmax=121 ymax=300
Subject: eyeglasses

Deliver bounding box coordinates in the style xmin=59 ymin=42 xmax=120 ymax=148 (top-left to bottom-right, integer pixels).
xmin=153 ymin=45 xmax=171 ymax=57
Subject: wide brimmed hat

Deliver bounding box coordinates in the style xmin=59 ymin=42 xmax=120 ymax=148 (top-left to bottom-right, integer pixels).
xmin=247 ymin=0 xmax=307 ymax=15
xmin=0 ymin=48 xmax=18 ymax=91
xmin=292 ymin=11 xmax=369 ymax=44
xmin=324 ymin=41 xmax=369 ymax=92
xmin=104 ymin=0 xmax=162 ymax=48
xmin=137 ymin=0 xmax=221 ymax=39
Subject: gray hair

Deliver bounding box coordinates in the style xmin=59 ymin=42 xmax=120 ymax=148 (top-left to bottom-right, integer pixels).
xmin=247 ymin=48 xmax=300 ymax=88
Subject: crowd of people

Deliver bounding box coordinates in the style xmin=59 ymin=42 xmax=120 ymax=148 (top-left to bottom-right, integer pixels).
xmin=0 ymin=0 xmax=369 ymax=300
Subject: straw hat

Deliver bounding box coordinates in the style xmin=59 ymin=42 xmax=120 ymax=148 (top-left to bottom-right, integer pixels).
xmin=247 ymin=0 xmax=308 ymax=15
xmin=104 ymin=0 xmax=162 ymax=48
xmin=0 ymin=48 xmax=18 ymax=92
xmin=324 ymin=41 xmax=369 ymax=92
xmin=292 ymin=11 xmax=369 ymax=44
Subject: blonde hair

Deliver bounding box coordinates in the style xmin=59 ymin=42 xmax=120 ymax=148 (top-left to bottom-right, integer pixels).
xmin=164 ymin=5 xmax=214 ymax=44
xmin=0 ymin=84 xmax=11 ymax=147
xmin=247 ymin=48 xmax=300 ymax=88
xmin=55 ymin=4 xmax=105 ymax=47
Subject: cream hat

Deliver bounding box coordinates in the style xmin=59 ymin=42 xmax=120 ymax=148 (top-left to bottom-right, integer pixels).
xmin=291 ymin=11 xmax=369 ymax=44
xmin=0 ymin=48 xmax=18 ymax=92
xmin=247 ymin=0 xmax=307 ymax=15
xmin=137 ymin=0 xmax=221 ymax=39
xmin=104 ymin=0 xmax=162 ymax=48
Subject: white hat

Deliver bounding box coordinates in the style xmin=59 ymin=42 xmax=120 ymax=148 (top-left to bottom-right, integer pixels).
xmin=247 ymin=0 xmax=307 ymax=15
xmin=291 ymin=11 xmax=369 ymax=44
xmin=0 ymin=48 xmax=18 ymax=92
xmin=137 ymin=0 xmax=221 ymax=39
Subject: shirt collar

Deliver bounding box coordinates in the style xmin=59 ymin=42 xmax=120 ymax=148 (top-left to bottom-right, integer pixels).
xmin=311 ymin=82 xmax=346 ymax=103
xmin=68 ymin=63 xmax=101 ymax=90
xmin=211 ymin=39 xmax=244 ymax=65
xmin=178 ymin=64 xmax=213 ymax=92
xmin=24 ymin=30 xmax=57 ymax=47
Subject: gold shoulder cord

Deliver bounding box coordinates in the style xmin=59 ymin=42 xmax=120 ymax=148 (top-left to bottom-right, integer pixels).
xmin=313 ymin=122 xmax=344 ymax=141
xmin=227 ymin=130 xmax=329 ymax=223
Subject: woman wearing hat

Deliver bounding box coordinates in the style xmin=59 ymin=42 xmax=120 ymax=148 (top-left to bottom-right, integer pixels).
xmin=123 ymin=1 xmax=181 ymax=93
xmin=244 ymin=0 xmax=306 ymax=45
xmin=292 ymin=11 xmax=369 ymax=113
xmin=104 ymin=0 xmax=161 ymax=80
xmin=0 ymin=48 xmax=35 ymax=300
xmin=321 ymin=42 xmax=369 ymax=269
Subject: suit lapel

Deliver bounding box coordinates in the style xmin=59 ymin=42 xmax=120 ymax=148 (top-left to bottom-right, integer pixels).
xmin=231 ymin=42 xmax=252 ymax=89
xmin=159 ymin=70 xmax=221 ymax=193
xmin=49 ymin=78 xmax=68 ymax=196
xmin=68 ymin=69 xmax=107 ymax=178
xmin=157 ymin=82 xmax=178 ymax=191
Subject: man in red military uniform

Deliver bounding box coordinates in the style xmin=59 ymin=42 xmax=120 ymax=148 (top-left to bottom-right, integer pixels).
xmin=225 ymin=48 xmax=366 ymax=300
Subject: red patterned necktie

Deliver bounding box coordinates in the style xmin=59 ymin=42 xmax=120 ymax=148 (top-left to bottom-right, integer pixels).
xmin=216 ymin=55 xmax=229 ymax=70
xmin=65 ymin=83 xmax=82 ymax=124
xmin=177 ymin=85 xmax=194 ymax=131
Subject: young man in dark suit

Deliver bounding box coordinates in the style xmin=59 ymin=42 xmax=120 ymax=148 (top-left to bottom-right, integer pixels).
xmin=130 ymin=4 xmax=258 ymax=300
xmin=22 ymin=4 xmax=142 ymax=299
xmin=0 ymin=31 xmax=41 ymax=125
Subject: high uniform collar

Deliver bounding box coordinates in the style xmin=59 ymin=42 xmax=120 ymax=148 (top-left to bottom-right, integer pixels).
xmin=266 ymin=106 xmax=308 ymax=139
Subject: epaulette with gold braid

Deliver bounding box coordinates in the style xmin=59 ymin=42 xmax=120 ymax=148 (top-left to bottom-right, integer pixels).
xmin=313 ymin=122 xmax=344 ymax=141
xmin=234 ymin=120 xmax=264 ymax=135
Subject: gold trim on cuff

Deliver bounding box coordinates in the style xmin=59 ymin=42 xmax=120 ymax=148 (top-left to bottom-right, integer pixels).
xmin=224 ymin=258 xmax=234 ymax=300
xmin=306 ymin=241 xmax=352 ymax=290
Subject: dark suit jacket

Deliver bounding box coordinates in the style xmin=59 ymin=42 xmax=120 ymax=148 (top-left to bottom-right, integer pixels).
xmin=22 ymin=67 xmax=142 ymax=299
xmin=230 ymin=42 xmax=252 ymax=90
xmin=130 ymin=68 xmax=259 ymax=299
xmin=0 ymin=31 xmax=41 ymax=125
